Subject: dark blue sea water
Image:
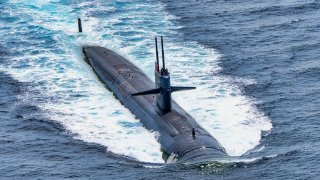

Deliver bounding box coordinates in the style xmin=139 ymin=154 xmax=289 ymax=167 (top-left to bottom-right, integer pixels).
xmin=1 ymin=0 xmax=319 ymax=179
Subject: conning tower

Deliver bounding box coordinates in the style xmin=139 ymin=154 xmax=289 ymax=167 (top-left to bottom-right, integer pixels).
xmin=131 ymin=37 xmax=195 ymax=112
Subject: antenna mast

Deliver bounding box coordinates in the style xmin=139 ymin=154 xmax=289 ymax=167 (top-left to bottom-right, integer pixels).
xmin=161 ymin=36 xmax=166 ymax=71
xmin=155 ymin=37 xmax=160 ymax=72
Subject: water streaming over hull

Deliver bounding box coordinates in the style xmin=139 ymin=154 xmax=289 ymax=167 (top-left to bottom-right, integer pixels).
xmin=1 ymin=0 xmax=271 ymax=165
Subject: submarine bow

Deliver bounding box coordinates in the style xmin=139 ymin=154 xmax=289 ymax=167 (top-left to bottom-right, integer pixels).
xmin=82 ymin=37 xmax=228 ymax=163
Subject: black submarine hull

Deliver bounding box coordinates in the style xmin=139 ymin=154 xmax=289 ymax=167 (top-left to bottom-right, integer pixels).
xmin=82 ymin=46 xmax=228 ymax=163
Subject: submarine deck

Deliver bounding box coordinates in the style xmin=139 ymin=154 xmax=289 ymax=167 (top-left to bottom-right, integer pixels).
xmin=83 ymin=46 xmax=227 ymax=162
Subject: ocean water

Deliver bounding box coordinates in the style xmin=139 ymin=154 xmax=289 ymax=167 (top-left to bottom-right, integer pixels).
xmin=0 ymin=0 xmax=319 ymax=179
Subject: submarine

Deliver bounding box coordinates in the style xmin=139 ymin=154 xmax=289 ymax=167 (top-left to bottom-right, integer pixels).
xmin=80 ymin=20 xmax=228 ymax=163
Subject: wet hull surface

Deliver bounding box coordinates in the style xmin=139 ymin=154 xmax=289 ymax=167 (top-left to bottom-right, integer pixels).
xmin=83 ymin=46 xmax=228 ymax=162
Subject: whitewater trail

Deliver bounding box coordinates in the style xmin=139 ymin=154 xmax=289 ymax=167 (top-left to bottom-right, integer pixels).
xmin=1 ymin=0 xmax=272 ymax=163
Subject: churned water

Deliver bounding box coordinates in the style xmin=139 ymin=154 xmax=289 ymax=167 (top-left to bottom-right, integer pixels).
xmin=0 ymin=0 xmax=319 ymax=179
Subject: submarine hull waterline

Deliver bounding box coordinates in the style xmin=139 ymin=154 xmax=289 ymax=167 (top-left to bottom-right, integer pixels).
xmin=82 ymin=46 xmax=228 ymax=163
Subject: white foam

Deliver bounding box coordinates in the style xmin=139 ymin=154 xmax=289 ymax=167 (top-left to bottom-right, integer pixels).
xmin=2 ymin=0 xmax=272 ymax=163
xmin=2 ymin=0 xmax=163 ymax=163
xmin=75 ymin=0 xmax=272 ymax=157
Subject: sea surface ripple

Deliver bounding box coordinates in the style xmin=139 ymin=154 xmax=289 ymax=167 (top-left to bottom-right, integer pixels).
xmin=0 ymin=0 xmax=319 ymax=179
